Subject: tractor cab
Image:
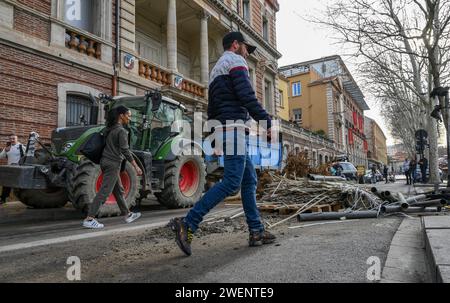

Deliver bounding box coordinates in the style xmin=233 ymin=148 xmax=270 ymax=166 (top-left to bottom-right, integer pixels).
xmin=107 ymin=93 xmax=187 ymax=156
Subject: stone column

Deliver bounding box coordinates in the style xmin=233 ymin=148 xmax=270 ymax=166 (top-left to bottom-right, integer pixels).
xmin=200 ymin=12 xmax=210 ymax=85
xmin=167 ymin=0 xmax=178 ymax=72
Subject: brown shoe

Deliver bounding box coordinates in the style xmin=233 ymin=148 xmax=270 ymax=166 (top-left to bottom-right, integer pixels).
xmin=249 ymin=231 xmax=276 ymax=247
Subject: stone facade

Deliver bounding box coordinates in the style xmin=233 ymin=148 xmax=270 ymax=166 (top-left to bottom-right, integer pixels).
xmin=365 ymin=116 xmax=388 ymax=166
xmin=0 ymin=0 xmax=281 ymax=145
xmin=279 ymin=56 xmax=369 ymax=167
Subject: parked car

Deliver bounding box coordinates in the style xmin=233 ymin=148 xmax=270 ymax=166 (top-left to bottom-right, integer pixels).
xmin=414 ymin=166 xmax=443 ymax=183
xmin=363 ymin=169 xmax=383 ymax=184
xmin=334 ymin=162 xmax=358 ymax=181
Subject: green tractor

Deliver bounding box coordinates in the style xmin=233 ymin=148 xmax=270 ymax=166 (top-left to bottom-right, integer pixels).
xmin=0 ymin=91 xmax=207 ymax=217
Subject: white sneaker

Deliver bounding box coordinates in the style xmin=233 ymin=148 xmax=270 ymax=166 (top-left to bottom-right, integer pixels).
xmin=83 ymin=219 xmax=104 ymax=229
xmin=125 ymin=212 xmax=141 ymax=224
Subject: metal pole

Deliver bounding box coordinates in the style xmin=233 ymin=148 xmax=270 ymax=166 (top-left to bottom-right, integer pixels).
xmin=408 ymin=199 xmax=447 ymax=207
xmin=446 ymin=92 xmax=450 ymax=187
xmin=380 ymin=206 xmax=442 ymax=214
xmin=298 ymin=211 xmax=379 ymax=222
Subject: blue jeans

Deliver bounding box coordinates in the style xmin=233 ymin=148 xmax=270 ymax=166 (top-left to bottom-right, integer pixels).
xmin=184 ymin=130 xmax=264 ymax=233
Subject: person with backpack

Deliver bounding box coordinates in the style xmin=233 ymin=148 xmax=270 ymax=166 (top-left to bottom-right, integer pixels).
xmin=0 ymin=134 xmax=25 ymax=204
xmin=82 ymin=106 xmax=143 ymax=229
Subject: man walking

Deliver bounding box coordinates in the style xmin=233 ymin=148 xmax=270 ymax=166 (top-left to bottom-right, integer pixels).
xmin=403 ymin=159 xmax=411 ymax=185
xmin=0 ymin=134 xmax=25 ymax=204
xmin=419 ymin=157 xmax=428 ymax=183
xmin=169 ymin=32 xmax=276 ymax=256
xmin=370 ymin=164 xmax=377 ymax=184
xmin=383 ymin=166 xmax=389 ymax=184
xmin=410 ymin=158 xmax=417 ymax=184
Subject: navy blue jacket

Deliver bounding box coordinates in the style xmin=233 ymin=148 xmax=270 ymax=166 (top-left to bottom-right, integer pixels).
xmin=207 ymin=51 xmax=272 ymax=129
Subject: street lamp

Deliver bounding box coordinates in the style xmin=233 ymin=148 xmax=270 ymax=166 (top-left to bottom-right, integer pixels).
xmin=430 ymin=87 xmax=450 ymax=186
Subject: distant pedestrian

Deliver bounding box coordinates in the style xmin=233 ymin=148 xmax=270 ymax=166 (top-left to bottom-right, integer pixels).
xmin=333 ymin=163 xmax=343 ymax=177
xmin=383 ymin=166 xmax=389 ymax=184
xmin=330 ymin=164 xmax=337 ymax=176
xmin=371 ymin=164 xmax=377 ymax=184
xmin=82 ymin=106 xmax=143 ymax=229
xmin=410 ymin=158 xmax=417 ymax=184
xmin=403 ymin=159 xmax=411 ymax=185
xmin=0 ymin=134 xmax=25 ymax=204
xmin=419 ymin=157 xmax=428 ymax=183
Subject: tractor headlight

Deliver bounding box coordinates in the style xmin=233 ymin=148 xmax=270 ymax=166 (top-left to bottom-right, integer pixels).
xmin=62 ymin=142 xmax=75 ymax=153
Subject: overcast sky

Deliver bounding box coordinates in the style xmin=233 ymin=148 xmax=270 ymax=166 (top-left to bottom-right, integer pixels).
xmin=276 ymin=0 xmax=396 ymax=146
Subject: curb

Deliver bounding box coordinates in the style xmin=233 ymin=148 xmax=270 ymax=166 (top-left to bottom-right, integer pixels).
xmin=422 ymin=216 xmax=450 ymax=283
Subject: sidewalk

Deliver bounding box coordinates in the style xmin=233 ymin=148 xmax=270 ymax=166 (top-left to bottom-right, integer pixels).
xmin=423 ymin=215 xmax=450 ymax=283
xmin=381 ymin=218 xmax=430 ymax=283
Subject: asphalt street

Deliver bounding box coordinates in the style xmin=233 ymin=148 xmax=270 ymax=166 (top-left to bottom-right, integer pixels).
xmin=0 ymin=191 xmax=405 ymax=283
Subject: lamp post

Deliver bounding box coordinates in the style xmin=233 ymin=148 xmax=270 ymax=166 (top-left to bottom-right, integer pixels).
xmin=430 ymin=87 xmax=450 ymax=186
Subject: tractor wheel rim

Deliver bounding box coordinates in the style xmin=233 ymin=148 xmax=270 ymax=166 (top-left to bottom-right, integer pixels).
xmin=179 ymin=161 xmax=200 ymax=197
xmin=96 ymin=171 xmax=131 ymax=205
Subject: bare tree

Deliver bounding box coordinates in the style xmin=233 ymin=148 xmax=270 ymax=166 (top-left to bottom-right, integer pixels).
xmin=311 ymin=0 xmax=450 ymax=182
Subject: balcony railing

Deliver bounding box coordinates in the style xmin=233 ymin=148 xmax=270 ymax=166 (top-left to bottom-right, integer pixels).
xmin=138 ymin=59 xmax=206 ymax=98
xmin=181 ymin=78 xmax=206 ymax=98
xmin=138 ymin=60 xmax=171 ymax=86
xmin=65 ymin=29 xmax=101 ymax=60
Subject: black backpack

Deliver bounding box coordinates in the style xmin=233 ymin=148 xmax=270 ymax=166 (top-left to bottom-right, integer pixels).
xmin=80 ymin=129 xmax=108 ymax=164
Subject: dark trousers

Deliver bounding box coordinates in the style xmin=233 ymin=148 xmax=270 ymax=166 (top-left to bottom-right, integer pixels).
xmin=1 ymin=187 xmax=11 ymax=202
xmin=87 ymin=158 xmax=129 ymax=217
xmin=405 ymin=171 xmax=412 ymax=185
xmin=421 ymin=168 xmax=427 ymax=183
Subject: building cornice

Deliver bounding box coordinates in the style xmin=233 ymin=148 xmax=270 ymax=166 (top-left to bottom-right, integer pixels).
xmin=207 ymin=0 xmax=282 ymax=59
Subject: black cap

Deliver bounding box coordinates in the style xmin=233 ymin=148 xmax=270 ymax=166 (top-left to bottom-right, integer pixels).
xmin=223 ymin=31 xmax=257 ymax=55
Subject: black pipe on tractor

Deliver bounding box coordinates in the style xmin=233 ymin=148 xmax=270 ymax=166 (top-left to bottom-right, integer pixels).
xmin=112 ymin=0 xmax=121 ymax=96
xmin=88 ymin=93 xmax=99 ymax=125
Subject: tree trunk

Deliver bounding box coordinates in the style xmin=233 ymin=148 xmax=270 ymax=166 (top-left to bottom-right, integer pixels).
xmin=427 ymin=104 xmax=440 ymax=183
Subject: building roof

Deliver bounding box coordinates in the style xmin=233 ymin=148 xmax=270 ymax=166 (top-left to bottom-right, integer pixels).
xmin=279 ymin=55 xmax=370 ymax=111
xmin=364 ymin=116 xmax=387 ymax=140
xmin=266 ymin=0 xmax=280 ymax=12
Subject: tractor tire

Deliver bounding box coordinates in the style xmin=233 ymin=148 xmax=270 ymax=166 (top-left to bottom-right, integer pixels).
xmin=155 ymin=155 xmax=206 ymax=209
xmin=14 ymin=188 xmax=69 ymax=209
xmin=68 ymin=159 xmax=141 ymax=218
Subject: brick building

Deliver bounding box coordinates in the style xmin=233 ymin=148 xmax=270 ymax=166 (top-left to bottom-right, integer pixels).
xmin=0 ymin=0 xmax=281 ymax=144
